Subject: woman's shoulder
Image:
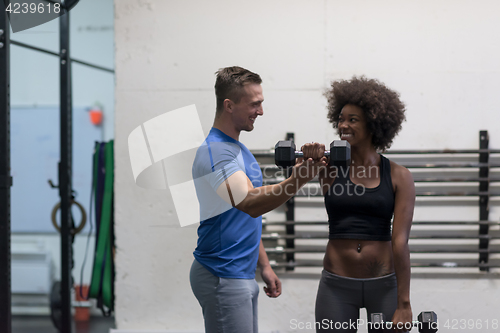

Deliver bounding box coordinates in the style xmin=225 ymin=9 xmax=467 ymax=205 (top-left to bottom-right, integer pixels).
xmin=385 ymin=157 xmax=414 ymax=190
xmin=382 ymin=155 xmax=408 ymax=173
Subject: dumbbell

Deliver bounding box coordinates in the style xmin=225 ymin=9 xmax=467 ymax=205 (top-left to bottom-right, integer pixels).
xmin=274 ymin=140 xmax=351 ymax=169
xmin=370 ymin=311 xmax=438 ymax=333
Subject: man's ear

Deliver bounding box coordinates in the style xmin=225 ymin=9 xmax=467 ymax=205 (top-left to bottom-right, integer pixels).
xmin=223 ymin=99 xmax=233 ymax=113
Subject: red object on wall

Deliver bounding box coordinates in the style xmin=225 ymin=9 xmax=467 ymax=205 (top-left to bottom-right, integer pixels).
xmin=89 ymin=109 xmax=103 ymax=125
xmin=74 ymin=284 xmax=90 ymax=321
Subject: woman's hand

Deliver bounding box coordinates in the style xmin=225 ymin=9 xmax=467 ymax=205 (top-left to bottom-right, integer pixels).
xmin=301 ymin=142 xmax=327 ymax=162
xmin=391 ymin=304 xmax=413 ymax=332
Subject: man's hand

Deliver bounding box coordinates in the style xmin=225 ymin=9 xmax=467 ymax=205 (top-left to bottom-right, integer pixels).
xmin=260 ymin=265 xmax=282 ymax=298
xmin=292 ymin=155 xmax=328 ymax=183
xmin=292 ymin=142 xmax=328 ymax=181
xmin=301 ymin=142 xmax=326 ymax=161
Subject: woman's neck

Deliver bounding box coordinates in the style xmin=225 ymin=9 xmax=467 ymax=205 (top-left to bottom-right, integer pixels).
xmin=350 ymin=144 xmax=379 ymax=167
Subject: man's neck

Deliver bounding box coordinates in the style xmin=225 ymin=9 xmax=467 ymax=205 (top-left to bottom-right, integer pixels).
xmin=213 ymin=117 xmax=240 ymax=141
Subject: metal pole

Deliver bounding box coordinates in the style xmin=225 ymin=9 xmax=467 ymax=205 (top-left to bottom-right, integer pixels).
xmin=0 ymin=1 xmax=12 ymax=332
xmin=284 ymin=133 xmax=295 ymax=271
xmin=10 ymin=40 xmax=115 ymax=74
xmin=479 ymin=130 xmax=489 ymax=272
xmin=59 ymin=6 xmax=73 ymax=332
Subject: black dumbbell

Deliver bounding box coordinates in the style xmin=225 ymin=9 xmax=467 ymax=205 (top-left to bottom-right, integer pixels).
xmin=370 ymin=311 xmax=438 ymax=333
xmin=274 ymin=140 xmax=351 ymax=169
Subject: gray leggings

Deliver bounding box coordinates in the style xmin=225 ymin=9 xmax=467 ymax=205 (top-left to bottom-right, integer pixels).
xmin=190 ymin=259 xmax=260 ymax=333
xmin=315 ymin=270 xmax=398 ymax=333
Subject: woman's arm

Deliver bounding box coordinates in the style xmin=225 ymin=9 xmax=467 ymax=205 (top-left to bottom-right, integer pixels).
xmin=390 ymin=162 xmax=415 ymax=332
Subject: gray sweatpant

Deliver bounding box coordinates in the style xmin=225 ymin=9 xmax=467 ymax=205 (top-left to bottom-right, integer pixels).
xmin=190 ymin=259 xmax=260 ymax=333
xmin=315 ymin=270 xmax=399 ymax=333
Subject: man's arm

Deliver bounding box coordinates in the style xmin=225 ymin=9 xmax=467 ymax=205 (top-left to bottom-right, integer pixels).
xmin=390 ymin=164 xmax=415 ymax=332
xmin=257 ymin=239 xmax=281 ymax=298
xmin=216 ymin=157 xmax=327 ymax=218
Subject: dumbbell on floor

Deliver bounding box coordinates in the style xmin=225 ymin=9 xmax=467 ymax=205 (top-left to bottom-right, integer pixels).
xmin=274 ymin=140 xmax=351 ymax=169
xmin=370 ymin=311 xmax=438 ymax=333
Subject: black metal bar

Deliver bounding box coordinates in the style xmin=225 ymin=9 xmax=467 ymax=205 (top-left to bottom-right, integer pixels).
xmin=265 ymin=248 xmax=500 ymax=254
xmin=410 ymin=177 xmax=500 ymax=183
xmin=71 ymin=58 xmax=114 ymax=73
xmin=375 ymin=162 xmax=499 ymax=168
xmin=292 ymin=190 xmax=500 ymax=198
xmin=60 ymin=9 xmax=73 ymax=333
xmin=414 ymin=191 xmax=494 ymax=197
xmin=264 ymin=221 xmax=328 ymax=225
xmin=0 ymin=2 xmax=12 ymax=332
xmin=11 ymin=39 xmax=59 ymax=57
xmin=270 ymin=262 xmax=500 ymax=269
xmin=252 ymin=149 xmax=500 ymax=158
xmin=412 ymin=220 xmax=498 ymax=225
xmin=284 ymin=133 xmax=295 ymax=270
xmin=410 ymin=263 xmax=496 ymax=268
xmin=262 ymin=220 xmax=500 ymax=226
xmin=258 ymin=162 xmax=500 ymax=171
xmin=11 ymin=40 xmax=115 ymax=74
xmin=385 ymin=149 xmax=500 ymax=155
xmin=264 ymin=177 xmax=500 ymax=184
xmin=262 ymin=234 xmax=497 ymax=240
xmin=479 ymin=131 xmax=490 ymax=271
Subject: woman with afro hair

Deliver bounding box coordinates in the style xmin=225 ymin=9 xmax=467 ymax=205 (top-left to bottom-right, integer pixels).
xmin=301 ymin=76 xmax=414 ymax=333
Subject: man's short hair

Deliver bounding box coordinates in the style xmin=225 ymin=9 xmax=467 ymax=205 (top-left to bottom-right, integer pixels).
xmin=214 ymin=66 xmax=262 ymax=115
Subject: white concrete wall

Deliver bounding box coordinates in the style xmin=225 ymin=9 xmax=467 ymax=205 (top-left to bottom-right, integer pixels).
xmin=114 ymin=1 xmax=500 ymax=332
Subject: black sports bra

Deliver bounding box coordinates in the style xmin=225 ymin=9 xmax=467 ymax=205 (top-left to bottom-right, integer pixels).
xmin=324 ymin=155 xmax=394 ymax=241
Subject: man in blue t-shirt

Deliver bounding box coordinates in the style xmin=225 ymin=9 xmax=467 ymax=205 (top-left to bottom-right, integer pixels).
xmin=190 ymin=66 xmax=325 ymax=333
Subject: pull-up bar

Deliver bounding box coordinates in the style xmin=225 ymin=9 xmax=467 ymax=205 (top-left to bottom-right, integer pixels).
xmin=11 ymin=39 xmax=115 ymax=73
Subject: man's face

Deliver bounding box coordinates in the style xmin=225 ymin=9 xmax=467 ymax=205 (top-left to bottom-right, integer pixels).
xmin=230 ymin=83 xmax=264 ymax=132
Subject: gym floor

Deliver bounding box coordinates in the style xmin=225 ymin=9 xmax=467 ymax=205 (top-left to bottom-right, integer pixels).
xmin=12 ymin=316 xmax=116 ymax=333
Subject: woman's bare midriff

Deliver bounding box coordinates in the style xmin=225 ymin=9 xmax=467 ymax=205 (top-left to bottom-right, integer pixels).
xmin=323 ymin=239 xmax=394 ymax=278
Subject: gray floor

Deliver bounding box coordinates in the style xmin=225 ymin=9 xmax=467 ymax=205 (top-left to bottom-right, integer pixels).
xmin=12 ymin=316 xmax=116 ymax=333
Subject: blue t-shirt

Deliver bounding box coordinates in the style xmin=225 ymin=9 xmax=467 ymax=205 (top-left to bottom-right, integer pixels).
xmin=192 ymin=128 xmax=263 ymax=278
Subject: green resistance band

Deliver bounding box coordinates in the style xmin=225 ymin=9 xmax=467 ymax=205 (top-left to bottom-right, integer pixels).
xmin=89 ymin=140 xmax=114 ymax=312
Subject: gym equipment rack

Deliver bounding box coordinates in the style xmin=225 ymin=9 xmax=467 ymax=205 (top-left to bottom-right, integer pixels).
xmin=0 ymin=2 xmax=114 ymax=332
xmin=254 ymin=131 xmax=500 ymax=272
